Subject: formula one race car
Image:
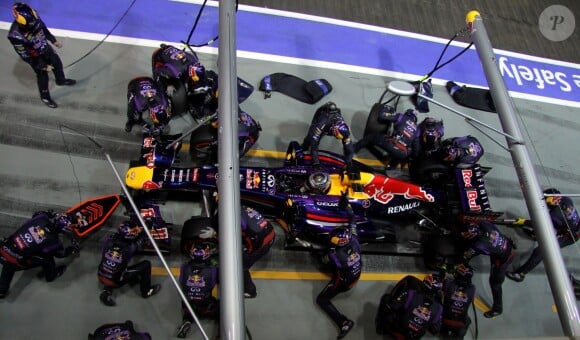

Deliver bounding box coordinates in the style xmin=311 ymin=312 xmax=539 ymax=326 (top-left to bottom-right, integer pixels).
xmin=125 ymin=135 xmax=503 ymax=256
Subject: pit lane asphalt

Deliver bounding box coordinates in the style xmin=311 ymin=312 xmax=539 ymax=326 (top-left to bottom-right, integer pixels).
xmin=0 ymin=28 xmax=578 ymax=339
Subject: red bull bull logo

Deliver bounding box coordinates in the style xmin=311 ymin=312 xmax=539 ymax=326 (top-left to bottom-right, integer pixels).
xmin=187 ymin=274 xmax=206 ymax=287
xmin=363 ymin=176 xmax=434 ymax=204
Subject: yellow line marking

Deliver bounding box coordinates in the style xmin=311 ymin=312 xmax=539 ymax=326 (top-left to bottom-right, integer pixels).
xmin=180 ymin=144 xmax=386 ymax=167
xmin=153 ymin=267 xmax=492 ymax=311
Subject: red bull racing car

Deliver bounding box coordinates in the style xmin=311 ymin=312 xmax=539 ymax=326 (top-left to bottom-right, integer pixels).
xmin=125 ymin=138 xmax=502 ymax=255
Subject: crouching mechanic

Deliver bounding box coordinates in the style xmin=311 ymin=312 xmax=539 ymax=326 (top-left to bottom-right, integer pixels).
xmin=441 ymin=263 xmax=476 ymax=339
xmin=375 ymin=274 xmax=443 ymax=339
xmin=125 ymin=76 xmax=171 ymax=134
xmin=0 ymin=211 xmax=79 ymax=298
xmin=177 ymin=235 xmax=219 ymax=338
xmin=97 ymin=221 xmax=161 ymax=306
xmin=152 ymin=44 xmax=216 ymax=120
xmin=316 ymin=227 xmax=362 ymax=339
xmin=89 ymin=320 xmax=151 ymax=340
xmin=436 ymin=135 xmax=484 ymax=168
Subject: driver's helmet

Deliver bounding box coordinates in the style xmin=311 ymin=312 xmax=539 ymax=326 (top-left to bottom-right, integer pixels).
xmin=54 ymin=212 xmax=78 ymax=233
xmin=329 ymin=227 xmax=352 ymax=247
xmin=12 ymin=3 xmax=39 ymax=29
xmin=307 ymin=172 xmax=331 ymax=194
xmin=543 ymin=188 xmax=562 ymax=207
xmin=454 ymin=263 xmax=474 ymax=282
xmin=118 ymin=221 xmax=143 ymax=240
xmin=190 ymin=241 xmax=217 ymax=262
xmin=423 ymin=273 xmax=443 ymax=295
xmin=460 ymin=223 xmax=480 ymax=240
xmin=332 ymin=121 xmax=350 ymax=140
xmin=419 ymin=117 xmax=444 ymax=148
xmin=188 ymin=63 xmax=206 ymax=84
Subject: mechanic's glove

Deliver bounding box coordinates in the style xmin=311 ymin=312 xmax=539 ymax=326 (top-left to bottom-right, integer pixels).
xmin=313 ymin=162 xmax=321 ymax=171
xmin=142 ymin=124 xmax=161 ymax=137
xmin=344 ymin=162 xmax=360 ymax=181
xmin=513 ymin=218 xmax=531 ymax=227
xmin=53 ymin=40 xmax=63 ymax=48
xmin=349 ymin=223 xmax=358 ymax=236
xmin=43 ymin=65 xmax=54 ymax=72
xmin=339 ymin=191 xmax=350 ymax=210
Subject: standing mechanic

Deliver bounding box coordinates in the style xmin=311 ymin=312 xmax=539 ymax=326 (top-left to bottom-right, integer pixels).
xmin=316 ymin=226 xmax=361 ymax=339
xmin=460 ymin=221 xmax=514 ymax=318
xmin=354 ymin=108 xmax=420 ymax=169
xmin=440 ymin=263 xmax=476 ymax=339
xmin=302 ymin=102 xmax=355 ymax=171
xmin=0 ymin=211 xmax=79 ymax=298
xmin=97 ymin=221 xmax=161 ymax=306
xmin=125 ymin=76 xmax=171 ymax=134
xmin=507 ymin=188 xmax=579 ymax=283
xmin=7 ymin=2 xmax=76 ymax=108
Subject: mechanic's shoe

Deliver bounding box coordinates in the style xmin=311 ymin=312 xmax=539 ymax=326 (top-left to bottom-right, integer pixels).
xmin=506 ymin=271 xmax=525 ymax=282
xmin=143 ymin=284 xmax=161 ymax=298
xmin=483 ymin=309 xmax=502 ymax=318
xmin=124 ymin=121 xmax=134 ymax=133
xmin=56 ymin=79 xmax=76 ymax=86
xmin=337 ymin=319 xmax=354 ymax=339
xmin=99 ymin=290 xmax=116 ymax=306
xmin=0 ymin=290 xmax=8 ymax=299
xmin=41 ymin=97 xmax=58 ymax=108
xmin=55 ymin=265 xmax=67 ymax=279
xmin=44 ymin=265 xmax=67 ymax=282
xmin=244 ymin=291 xmax=257 ymax=299
xmin=176 ymin=320 xmax=192 ymax=338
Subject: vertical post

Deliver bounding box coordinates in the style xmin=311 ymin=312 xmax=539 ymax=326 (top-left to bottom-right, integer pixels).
xmin=466 ymin=10 xmax=580 ymax=336
xmin=218 ymin=0 xmax=246 ymax=339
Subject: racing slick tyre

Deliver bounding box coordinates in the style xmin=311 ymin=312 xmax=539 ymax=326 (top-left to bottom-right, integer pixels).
xmin=409 ymin=154 xmax=451 ymax=188
xmin=422 ymin=233 xmax=463 ymax=271
xmin=363 ymin=102 xmax=392 ymax=137
xmin=189 ymin=124 xmax=216 ymax=164
xmin=180 ymin=216 xmax=214 ymax=256
xmin=167 ymin=82 xmax=188 ymax=116
xmin=363 ymin=102 xmax=394 ymax=162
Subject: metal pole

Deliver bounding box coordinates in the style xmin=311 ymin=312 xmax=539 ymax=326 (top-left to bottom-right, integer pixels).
xmin=107 ymin=154 xmax=209 ymax=340
xmin=217 ymin=1 xmax=246 ymax=339
xmin=466 ymin=10 xmax=580 ymax=336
